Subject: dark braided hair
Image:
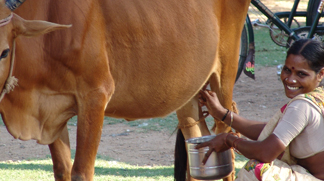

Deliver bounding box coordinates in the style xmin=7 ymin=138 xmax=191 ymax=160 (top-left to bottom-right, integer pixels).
xmin=287 ymin=39 xmax=324 ymax=74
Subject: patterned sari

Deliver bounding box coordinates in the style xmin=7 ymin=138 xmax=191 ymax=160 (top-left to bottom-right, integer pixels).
xmin=235 ymin=87 xmax=324 ymax=181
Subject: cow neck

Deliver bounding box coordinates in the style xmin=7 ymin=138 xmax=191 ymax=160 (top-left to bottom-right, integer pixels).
xmin=0 ymin=40 xmax=18 ymax=102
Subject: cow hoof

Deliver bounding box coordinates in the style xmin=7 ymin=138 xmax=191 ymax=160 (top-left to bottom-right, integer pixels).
xmin=71 ymin=175 xmax=85 ymax=181
xmin=53 ymin=172 xmax=71 ymax=181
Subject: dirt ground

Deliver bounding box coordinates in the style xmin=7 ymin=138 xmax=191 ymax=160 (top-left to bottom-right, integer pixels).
xmin=0 ymin=66 xmax=290 ymax=166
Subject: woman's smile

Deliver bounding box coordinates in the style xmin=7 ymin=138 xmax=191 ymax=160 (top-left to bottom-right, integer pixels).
xmin=286 ymin=85 xmax=300 ymax=90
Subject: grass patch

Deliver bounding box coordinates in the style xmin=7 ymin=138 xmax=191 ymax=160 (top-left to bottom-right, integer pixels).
xmin=0 ymin=152 xmax=248 ymax=181
xmin=253 ymin=27 xmax=288 ymax=67
xmin=0 ymin=159 xmax=174 ymax=181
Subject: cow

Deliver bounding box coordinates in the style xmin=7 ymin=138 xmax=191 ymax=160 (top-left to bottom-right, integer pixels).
xmin=0 ymin=0 xmax=250 ymax=180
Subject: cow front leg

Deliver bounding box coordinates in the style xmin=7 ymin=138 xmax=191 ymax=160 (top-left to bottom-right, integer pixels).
xmin=71 ymin=92 xmax=108 ymax=181
xmin=176 ymin=95 xmax=210 ymax=181
xmin=49 ymin=125 xmax=72 ymax=181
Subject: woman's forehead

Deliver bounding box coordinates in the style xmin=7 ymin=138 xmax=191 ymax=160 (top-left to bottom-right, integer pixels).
xmin=285 ymin=54 xmax=311 ymax=70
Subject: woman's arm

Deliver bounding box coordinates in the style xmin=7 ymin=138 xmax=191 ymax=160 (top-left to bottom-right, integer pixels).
xmin=224 ymin=111 xmax=266 ymax=140
xmin=230 ymin=134 xmax=286 ymax=162
xmin=199 ymin=90 xmax=266 ymax=140
xmin=196 ymin=133 xmax=286 ymax=164
xmin=197 ymin=90 xmax=285 ymax=163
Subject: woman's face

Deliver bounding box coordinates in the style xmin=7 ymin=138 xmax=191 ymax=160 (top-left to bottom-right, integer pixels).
xmin=280 ymin=54 xmax=324 ymax=98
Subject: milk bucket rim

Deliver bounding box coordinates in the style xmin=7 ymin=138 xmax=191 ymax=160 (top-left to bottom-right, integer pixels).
xmin=185 ymin=135 xmax=217 ymax=144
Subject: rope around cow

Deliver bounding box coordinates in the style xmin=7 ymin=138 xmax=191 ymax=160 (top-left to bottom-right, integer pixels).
xmin=177 ymin=100 xmax=239 ymax=129
xmin=0 ymin=13 xmax=19 ymax=102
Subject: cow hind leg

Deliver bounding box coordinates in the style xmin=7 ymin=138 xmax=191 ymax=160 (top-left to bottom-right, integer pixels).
xmin=175 ymin=95 xmax=211 ymax=181
xmin=209 ymin=71 xmax=238 ymax=181
xmin=49 ymin=125 xmax=72 ymax=181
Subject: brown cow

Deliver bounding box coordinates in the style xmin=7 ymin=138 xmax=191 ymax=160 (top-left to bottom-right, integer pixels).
xmin=0 ymin=0 xmax=250 ymax=180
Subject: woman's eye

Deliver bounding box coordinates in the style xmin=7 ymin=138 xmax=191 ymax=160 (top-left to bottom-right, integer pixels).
xmin=0 ymin=49 xmax=10 ymax=60
xmin=298 ymin=72 xmax=307 ymax=77
xmin=282 ymin=67 xmax=290 ymax=73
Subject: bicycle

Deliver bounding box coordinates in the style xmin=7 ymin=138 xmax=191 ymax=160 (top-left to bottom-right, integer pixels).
xmin=236 ymin=0 xmax=324 ymax=81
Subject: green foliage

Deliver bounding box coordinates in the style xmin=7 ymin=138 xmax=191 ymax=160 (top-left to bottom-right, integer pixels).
xmin=67 ymin=116 xmax=125 ymax=126
xmin=0 ymin=152 xmax=248 ymax=181
xmin=123 ymin=113 xmax=179 ymax=133
xmin=0 ymin=117 xmax=3 ymax=126
xmin=253 ymin=28 xmax=287 ymax=67
xmin=0 ymin=159 xmax=174 ymax=181
xmin=67 ymin=112 xmax=215 ymax=134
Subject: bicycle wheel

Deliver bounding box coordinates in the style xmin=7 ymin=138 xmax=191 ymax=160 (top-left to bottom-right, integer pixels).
xmin=287 ymin=26 xmax=324 ymax=45
xmin=306 ymin=0 xmax=323 ymax=26
xmin=268 ymin=17 xmax=300 ymax=47
xmin=236 ymin=23 xmax=248 ymax=82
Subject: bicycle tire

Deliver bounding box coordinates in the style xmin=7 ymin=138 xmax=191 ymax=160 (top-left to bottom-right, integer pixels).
xmin=287 ymin=26 xmax=324 ymax=45
xmin=306 ymin=0 xmax=322 ymax=26
xmin=268 ymin=18 xmax=300 ymax=47
xmin=236 ymin=24 xmax=248 ymax=82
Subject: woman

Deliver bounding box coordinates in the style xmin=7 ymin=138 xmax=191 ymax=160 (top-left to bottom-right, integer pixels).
xmin=196 ymin=39 xmax=324 ymax=181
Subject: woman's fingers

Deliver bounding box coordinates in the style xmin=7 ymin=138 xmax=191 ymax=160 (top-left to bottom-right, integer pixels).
xmin=195 ymin=142 xmax=214 ymax=165
xmin=195 ymin=142 xmax=208 ymax=149
xmin=198 ymin=102 xmax=205 ymax=107
xmin=201 ymin=89 xmax=217 ymax=100
xmin=198 ymin=93 xmax=205 ymax=101
xmin=202 ymin=148 xmax=213 ymax=165
xmin=200 ymin=90 xmax=213 ymax=102
xmin=199 ymin=90 xmax=211 ymax=106
xmin=206 ymin=90 xmax=217 ymax=97
xmin=198 ymin=94 xmax=206 ymax=107
xmin=199 ymin=89 xmax=208 ymax=97
xmin=202 ymin=82 xmax=209 ymax=90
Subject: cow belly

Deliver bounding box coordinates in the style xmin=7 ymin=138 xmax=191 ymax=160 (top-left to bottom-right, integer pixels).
xmin=105 ymin=71 xmax=212 ymax=120
xmin=103 ymin=0 xmax=218 ymax=120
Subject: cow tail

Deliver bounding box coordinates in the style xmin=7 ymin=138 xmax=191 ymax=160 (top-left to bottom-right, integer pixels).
xmin=174 ymin=129 xmax=187 ymax=181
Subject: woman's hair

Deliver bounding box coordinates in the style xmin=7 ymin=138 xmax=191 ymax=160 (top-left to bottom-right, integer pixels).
xmin=287 ymin=39 xmax=324 ymax=73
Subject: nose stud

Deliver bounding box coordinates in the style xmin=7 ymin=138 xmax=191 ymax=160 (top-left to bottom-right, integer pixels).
xmin=285 ymin=78 xmax=297 ymax=83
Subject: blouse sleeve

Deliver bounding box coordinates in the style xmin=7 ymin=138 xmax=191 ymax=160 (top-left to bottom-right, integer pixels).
xmin=272 ymin=100 xmax=310 ymax=147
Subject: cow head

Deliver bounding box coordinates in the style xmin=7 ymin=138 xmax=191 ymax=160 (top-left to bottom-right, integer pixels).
xmin=0 ymin=0 xmax=71 ymax=101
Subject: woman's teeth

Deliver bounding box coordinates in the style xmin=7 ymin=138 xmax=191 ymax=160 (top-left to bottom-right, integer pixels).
xmin=287 ymin=85 xmax=299 ymax=90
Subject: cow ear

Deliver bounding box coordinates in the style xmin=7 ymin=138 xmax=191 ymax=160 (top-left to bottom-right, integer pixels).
xmin=12 ymin=14 xmax=71 ymax=37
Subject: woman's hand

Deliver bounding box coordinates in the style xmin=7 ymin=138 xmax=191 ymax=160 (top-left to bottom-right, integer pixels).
xmin=195 ymin=133 xmax=230 ymax=165
xmin=198 ymin=89 xmax=227 ymax=120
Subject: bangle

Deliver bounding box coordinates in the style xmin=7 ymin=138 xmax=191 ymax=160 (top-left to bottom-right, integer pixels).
xmin=224 ymin=133 xmax=232 ymax=148
xmin=229 ymin=111 xmax=234 ymax=127
xmin=233 ymin=138 xmax=244 ymax=155
xmin=233 ymin=138 xmax=242 ymax=148
xmin=221 ymin=109 xmax=229 ymax=122
xmin=224 ymin=132 xmax=239 ymax=148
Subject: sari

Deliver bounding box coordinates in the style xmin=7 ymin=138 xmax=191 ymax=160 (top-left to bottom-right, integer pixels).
xmin=235 ymin=87 xmax=324 ymax=181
